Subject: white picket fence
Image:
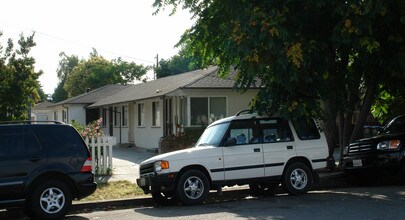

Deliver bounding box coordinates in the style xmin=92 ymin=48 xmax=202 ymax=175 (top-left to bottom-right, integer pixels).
xmin=85 ymin=136 xmax=116 ymax=175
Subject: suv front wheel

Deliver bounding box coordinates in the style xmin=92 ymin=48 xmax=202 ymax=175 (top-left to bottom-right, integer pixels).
xmin=176 ymin=170 xmax=210 ymax=205
xmin=29 ymin=180 xmax=72 ymax=220
xmin=283 ymin=162 xmax=313 ymax=195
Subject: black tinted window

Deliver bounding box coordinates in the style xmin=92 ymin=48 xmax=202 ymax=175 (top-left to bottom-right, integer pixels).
xmin=291 ymin=118 xmax=320 ymax=140
xmin=23 ymin=128 xmax=41 ymax=154
xmin=259 ymin=118 xmax=293 ymax=143
xmin=31 ymin=125 xmax=86 ymax=152
xmin=383 ymin=115 xmax=405 ymax=134
xmin=0 ymin=127 xmax=23 ymax=157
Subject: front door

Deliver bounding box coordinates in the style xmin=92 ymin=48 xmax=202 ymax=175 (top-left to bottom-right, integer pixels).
xmin=222 ymin=119 xmax=264 ymax=180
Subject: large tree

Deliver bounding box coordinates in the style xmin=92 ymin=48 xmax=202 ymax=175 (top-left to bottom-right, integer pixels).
xmin=52 ymin=52 xmax=79 ymax=102
xmin=63 ymin=49 xmax=150 ymax=97
xmin=0 ymin=32 xmax=42 ymax=120
xmin=153 ymin=0 xmax=405 ymax=156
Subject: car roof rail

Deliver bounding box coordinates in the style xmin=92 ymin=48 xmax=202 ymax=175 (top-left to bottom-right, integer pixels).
xmin=0 ymin=120 xmax=65 ymax=125
xmin=235 ymin=109 xmax=255 ymax=116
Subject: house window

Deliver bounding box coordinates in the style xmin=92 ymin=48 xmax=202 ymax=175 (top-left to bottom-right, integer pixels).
xmin=114 ymin=106 xmax=120 ymax=127
xmin=138 ymin=103 xmax=145 ymax=127
xmin=152 ymin=101 xmax=160 ymax=127
xmin=102 ymin=108 xmax=107 ymax=127
xmin=122 ymin=106 xmax=128 ymax=127
xmin=190 ymin=97 xmax=227 ymax=126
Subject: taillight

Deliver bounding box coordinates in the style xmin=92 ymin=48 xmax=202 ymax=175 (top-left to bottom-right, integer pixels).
xmin=81 ymin=157 xmax=93 ymax=173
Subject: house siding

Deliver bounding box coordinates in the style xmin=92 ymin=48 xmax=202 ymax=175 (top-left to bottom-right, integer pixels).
xmin=134 ymin=98 xmax=164 ymax=149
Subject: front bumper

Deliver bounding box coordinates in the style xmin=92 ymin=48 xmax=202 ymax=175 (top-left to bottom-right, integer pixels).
xmin=342 ymin=151 xmax=403 ymax=171
xmin=136 ymin=172 xmax=178 ymax=194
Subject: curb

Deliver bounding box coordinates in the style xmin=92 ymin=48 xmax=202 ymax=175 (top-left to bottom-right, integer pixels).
xmin=70 ymin=171 xmax=347 ymax=214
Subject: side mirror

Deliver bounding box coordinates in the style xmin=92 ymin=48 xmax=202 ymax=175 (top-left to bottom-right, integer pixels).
xmin=225 ymin=137 xmax=236 ymax=146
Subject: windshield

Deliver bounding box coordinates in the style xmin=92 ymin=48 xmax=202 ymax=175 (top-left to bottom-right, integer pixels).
xmin=195 ymin=122 xmax=230 ymax=147
xmin=382 ymin=115 xmax=405 ymax=134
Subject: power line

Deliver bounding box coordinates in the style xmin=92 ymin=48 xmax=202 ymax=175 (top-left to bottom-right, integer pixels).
xmin=0 ymin=20 xmax=155 ymax=64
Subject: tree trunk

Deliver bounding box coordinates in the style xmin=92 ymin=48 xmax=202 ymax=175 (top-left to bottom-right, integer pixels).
xmin=350 ymin=77 xmax=378 ymax=142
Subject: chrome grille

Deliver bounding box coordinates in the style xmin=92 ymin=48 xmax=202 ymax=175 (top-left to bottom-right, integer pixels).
xmin=348 ymin=144 xmax=374 ymax=154
xmin=140 ymin=163 xmax=154 ymax=175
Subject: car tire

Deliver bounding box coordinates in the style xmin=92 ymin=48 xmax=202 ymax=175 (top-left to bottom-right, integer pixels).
xmin=176 ymin=170 xmax=210 ymax=206
xmin=29 ymin=180 xmax=72 ymax=220
xmin=282 ymin=162 xmax=313 ymax=195
xmin=249 ymin=183 xmax=279 ymax=196
xmin=152 ymin=191 xmax=177 ymax=206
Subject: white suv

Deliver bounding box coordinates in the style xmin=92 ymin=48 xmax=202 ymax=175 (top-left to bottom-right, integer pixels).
xmin=137 ymin=111 xmax=328 ymax=205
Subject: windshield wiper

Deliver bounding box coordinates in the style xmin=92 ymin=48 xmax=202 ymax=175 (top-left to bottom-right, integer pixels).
xmin=198 ymin=143 xmax=208 ymax=146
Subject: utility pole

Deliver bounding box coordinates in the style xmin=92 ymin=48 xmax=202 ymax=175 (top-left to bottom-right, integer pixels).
xmin=154 ymin=54 xmax=158 ymax=80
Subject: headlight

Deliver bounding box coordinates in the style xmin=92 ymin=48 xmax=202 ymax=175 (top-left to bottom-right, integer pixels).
xmin=377 ymin=140 xmax=400 ymax=150
xmin=154 ymin=160 xmax=169 ymax=172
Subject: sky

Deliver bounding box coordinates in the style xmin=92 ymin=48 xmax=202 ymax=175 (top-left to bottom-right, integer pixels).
xmin=0 ymin=0 xmax=193 ymax=95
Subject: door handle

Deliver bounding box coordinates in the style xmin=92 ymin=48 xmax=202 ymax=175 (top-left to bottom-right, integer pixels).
xmin=254 ymin=148 xmax=261 ymax=152
xmin=286 ymin=145 xmax=293 ymax=150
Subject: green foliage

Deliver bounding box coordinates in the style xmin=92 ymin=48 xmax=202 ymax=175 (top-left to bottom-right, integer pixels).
xmin=59 ymin=49 xmax=150 ymax=98
xmin=0 ymin=32 xmax=43 ymax=120
xmin=156 ymin=48 xmax=201 ymax=78
xmin=71 ymin=118 xmax=104 ymax=139
xmin=153 ymin=0 xmax=405 ymax=147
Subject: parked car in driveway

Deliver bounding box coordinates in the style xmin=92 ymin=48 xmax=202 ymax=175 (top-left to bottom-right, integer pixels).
xmin=0 ymin=121 xmax=97 ymax=220
xmin=342 ymin=115 xmax=405 ymax=182
xmin=137 ymin=111 xmax=328 ymax=206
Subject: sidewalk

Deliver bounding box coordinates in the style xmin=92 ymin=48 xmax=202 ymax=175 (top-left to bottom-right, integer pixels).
xmin=95 ymin=145 xmax=156 ymax=183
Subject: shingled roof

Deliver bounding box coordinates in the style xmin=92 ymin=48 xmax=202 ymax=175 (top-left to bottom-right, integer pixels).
xmin=50 ymin=84 xmax=130 ymax=107
xmin=89 ymin=66 xmax=223 ymax=108
xmin=89 ymin=66 xmax=260 ymax=108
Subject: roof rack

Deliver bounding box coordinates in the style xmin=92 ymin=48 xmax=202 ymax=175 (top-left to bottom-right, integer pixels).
xmin=0 ymin=120 xmax=65 ymax=125
xmin=235 ymin=110 xmax=255 ymax=116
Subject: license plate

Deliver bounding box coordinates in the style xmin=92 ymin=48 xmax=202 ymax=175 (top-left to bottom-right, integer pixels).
xmin=353 ymin=159 xmax=362 ymax=167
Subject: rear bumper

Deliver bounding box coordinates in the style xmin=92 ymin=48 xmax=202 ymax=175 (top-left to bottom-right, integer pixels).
xmin=72 ymin=173 xmax=97 ymax=199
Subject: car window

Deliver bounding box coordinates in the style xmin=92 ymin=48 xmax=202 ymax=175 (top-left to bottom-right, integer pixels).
xmin=196 ymin=122 xmax=230 ymax=147
xmin=259 ymin=118 xmax=293 ymax=143
xmin=291 ymin=118 xmax=320 ymax=140
xmin=0 ymin=126 xmax=23 ymax=158
xmin=31 ymin=125 xmax=87 ymax=153
xmin=225 ymin=120 xmax=258 ymax=146
xmin=382 ymin=115 xmax=405 ymax=134
xmin=23 ymin=128 xmax=41 ymax=154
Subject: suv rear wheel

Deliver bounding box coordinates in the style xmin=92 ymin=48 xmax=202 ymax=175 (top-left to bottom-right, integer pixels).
xmin=29 ymin=180 xmax=72 ymax=220
xmin=176 ymin=170 xmax=210 ymax=205
xmin=283 ymin=162 xmax=313 ymax=195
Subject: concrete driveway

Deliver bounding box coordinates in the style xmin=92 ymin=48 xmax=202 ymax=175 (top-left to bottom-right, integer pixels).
xmin=96 ymin=146 xmax=156 ymax=183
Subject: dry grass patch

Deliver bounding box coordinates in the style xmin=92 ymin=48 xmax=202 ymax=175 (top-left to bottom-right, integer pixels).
xmin=76 ymin=180 xmax=146 ymax=202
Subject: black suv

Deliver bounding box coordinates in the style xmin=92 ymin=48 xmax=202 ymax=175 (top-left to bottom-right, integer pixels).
xmin=0 ymin=121 xmax=97 ymax=219
xmin=342 ymin=115 xmax=405 ymax=181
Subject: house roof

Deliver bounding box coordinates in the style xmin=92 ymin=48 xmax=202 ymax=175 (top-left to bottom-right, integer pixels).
xmin=88 ymin=66 xmax=261 ymax=108
xmin=89 ymin=66 xmax=223 ymax=108
xmin=50 ymin=84 xmax=130 ymax=107
xmin=33 ymin=101 xmax=54 ymax=111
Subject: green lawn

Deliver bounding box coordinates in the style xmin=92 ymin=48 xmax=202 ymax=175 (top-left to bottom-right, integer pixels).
xmin=76 ymin=180 xmax=146 ymax=203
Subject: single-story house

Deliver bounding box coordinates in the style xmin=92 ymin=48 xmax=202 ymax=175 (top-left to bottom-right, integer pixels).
xmin=31 ymin=101 xmax=54 ymax=121
xmin=48 ymin=84 xmax=130 ymax=125
xmin=88 ymin=66 xmax=260 ymax=150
